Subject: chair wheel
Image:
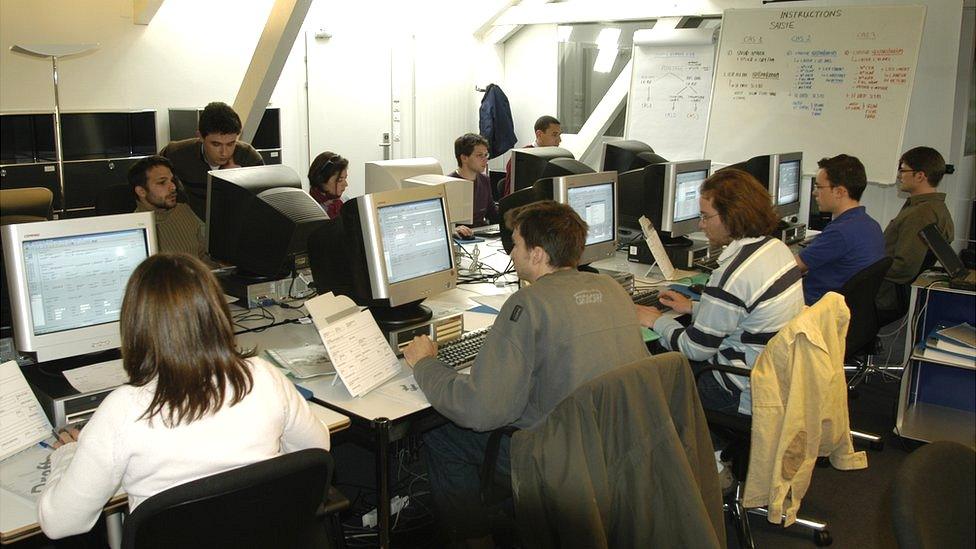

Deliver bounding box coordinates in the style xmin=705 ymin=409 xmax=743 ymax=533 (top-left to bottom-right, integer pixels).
xmin=814 ymin=529 xmax=832 ymax=546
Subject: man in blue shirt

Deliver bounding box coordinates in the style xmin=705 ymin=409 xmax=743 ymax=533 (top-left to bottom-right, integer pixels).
xmin=795 ymin=154 xmax=884 ymax=304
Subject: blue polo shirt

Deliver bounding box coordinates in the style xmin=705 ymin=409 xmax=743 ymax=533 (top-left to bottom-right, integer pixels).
xmin=799 ymin=206 xmax=884 ymax=305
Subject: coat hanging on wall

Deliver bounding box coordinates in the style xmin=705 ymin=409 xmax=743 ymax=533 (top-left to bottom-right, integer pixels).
xmin=478 ymin=84 xmax=517 ymax=159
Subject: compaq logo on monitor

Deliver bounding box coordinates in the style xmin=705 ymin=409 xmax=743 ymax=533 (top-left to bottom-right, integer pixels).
xmin=574 ymin=290 xmax=603 ymax=305
xmin=90 ymin=339 xmax=112 ymax=350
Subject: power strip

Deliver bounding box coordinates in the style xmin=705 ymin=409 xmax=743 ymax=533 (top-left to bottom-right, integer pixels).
xmin=362 ymin=495 xmax=409 ymax=528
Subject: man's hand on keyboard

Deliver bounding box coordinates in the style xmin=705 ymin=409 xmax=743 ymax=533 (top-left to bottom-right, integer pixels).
xmin=635 ymin=304 xmax=662 ymax=328
xmin=403 ymin=335 xmax=438 ymax=367
xmin=659 ymin=290 xmax=694 ymax=314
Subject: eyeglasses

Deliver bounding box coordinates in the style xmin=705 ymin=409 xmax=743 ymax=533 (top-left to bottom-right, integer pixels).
xmin=897 ymin=168 xmax=916 ymax=175
xmin=813 ymin=184 xmax=834 ymax=191
xmin=699 ymin=212 xmax=720 ymax=222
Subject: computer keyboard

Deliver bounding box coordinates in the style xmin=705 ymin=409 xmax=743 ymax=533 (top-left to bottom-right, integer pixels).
xmin=437 ymin=327 xmax=491 ymax=370
xmin=631 ymin=289 xmax=671 ymax=311
xmin=470 ymin=223 xmax=501 ymax=236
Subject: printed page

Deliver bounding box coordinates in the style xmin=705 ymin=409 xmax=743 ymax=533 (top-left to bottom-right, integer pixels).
xmin=317 ymin=309 xmax=401 ymax=397
xmin=62 ymin=359 xmax=128 ymax=393
xmin=0 ymin=361 xmax=53 ymax=461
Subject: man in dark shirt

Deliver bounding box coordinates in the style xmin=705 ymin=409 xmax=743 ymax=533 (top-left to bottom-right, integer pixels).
xmin=499 ymin=115 xmax=562 ymax=197
xmin=450 ymin=133 xmax=498 ymax=238
xmin=159 ymin=101 xmax=264 ymax=219
xmin=795 ymin=154 xmax=884 ymax=304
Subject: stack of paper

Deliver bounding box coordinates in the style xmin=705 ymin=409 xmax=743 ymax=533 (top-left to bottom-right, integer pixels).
xmin=920 ymin=322 xmax=976 ymax=368
xmin=0 ymin=361 xmax=53 ymax=462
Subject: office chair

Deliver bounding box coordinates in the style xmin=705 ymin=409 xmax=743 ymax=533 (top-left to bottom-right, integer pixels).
xmin=891 ymin=441 xmax=975 ymax=548
xmin=876 ymin=252 xmax=936 ymax=328
xmin=121 ymin=448 xmax=346 ymax=549
xmin=497 ymin=186 xmax=543 ymax=253
xmin=95 ymin=184 xmax=137 ymax=215
xmin=0 ymin=187 xmax=54 ymax=225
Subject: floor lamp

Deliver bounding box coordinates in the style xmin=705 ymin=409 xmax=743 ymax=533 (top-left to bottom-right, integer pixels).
xmin=10 ymin=43 xmax=99 ymax=216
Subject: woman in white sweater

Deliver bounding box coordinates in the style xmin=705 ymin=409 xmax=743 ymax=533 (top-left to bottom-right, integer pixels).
xmin=38 ymin=253 xmax=331 ymax=539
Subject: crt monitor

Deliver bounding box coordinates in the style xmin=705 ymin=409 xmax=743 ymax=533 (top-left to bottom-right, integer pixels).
xmin=772 ymin=152 xmax=802 ymax=218
xmin=510 ymin=147 xmax=575 ymax=192
xmin=333 ymin=185 xmax=458 ymax=328
xmin=206 ymin=165 xmax=328 ymax=278
xmin=601 ymin=140 xmax=668 ymax=172
xmin=401 ymin=174 xmax=474 ymax=225
xmin=365 ymin=157 xmax=444 ymax=194
xmin=1 ymin=211 xmax=157 ymax=362
xmin=534 ymin=172 xmax=618 ymax=265
xmin=617 ymin=160 xmax=710 ymax=244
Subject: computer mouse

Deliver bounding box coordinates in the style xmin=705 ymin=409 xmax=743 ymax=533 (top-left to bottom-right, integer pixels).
xmin=688 ymin=283 xmax=706 ymax=295
xmin=457 ymin=234 xmax=477 ymax=242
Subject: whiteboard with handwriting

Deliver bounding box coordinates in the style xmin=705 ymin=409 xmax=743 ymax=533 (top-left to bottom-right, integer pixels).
xmin=704 ymin=6 xmax=925 ymax=182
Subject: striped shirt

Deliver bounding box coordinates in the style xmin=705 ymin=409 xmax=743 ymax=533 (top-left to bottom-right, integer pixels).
xmin=653 ymin=236 xmax=804 ymax=414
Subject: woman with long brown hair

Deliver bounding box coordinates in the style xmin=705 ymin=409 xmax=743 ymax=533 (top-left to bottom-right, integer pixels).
xmin=38 ymin=253 xmax=330 ymax=539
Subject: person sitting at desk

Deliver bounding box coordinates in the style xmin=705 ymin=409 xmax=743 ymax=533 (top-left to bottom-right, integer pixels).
xmin=307 ymin=151 xmax=349 ymax=219
xmin=160 ymin=101 xmax=264 ymax=219
xmin=876 ymin=146 xmax=954 ymax=318
xmin=37 ymin=253 xmax=330 ymax=540
xmin=450 ymin=133 xmax=498 ymax=239
xmin=499 ymin=115 xmax=562 ymax=197
xmin=795 ymin=154 xmax=884 ymax=305
xmin=129 ymin=155 xmax=207 ymax=260
xmin=635 ymin=169 xmax=804 ymax=415
xmin=402 ymin=201 xmax=648 ymax=545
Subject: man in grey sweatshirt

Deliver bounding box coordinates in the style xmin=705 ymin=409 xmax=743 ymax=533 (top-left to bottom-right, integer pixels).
xmin=403 ymin=200 xmax=649 ymax=545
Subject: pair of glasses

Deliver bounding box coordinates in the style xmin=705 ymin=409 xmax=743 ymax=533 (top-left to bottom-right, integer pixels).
xmin=897 ymin=168 xmax=916 ymax=175
xmin=699 ymin=212 xmax=720 ymax=222
xmin=813 ymin=184 xmax=834 ymax=190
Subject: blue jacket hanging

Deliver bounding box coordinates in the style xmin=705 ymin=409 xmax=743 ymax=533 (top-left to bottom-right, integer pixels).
xmin=479 ymin=84 xmax=517 ymax=159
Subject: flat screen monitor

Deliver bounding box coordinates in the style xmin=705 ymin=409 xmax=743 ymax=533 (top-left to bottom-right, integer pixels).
xmin=402 ymin=174 xmax=473 ymax=225
xmin=364 ymin=157 xmax=443 ymax=194
xmin=549 ymin=172 xmax=618 ymax=265
xmin=1 ymin=212 xmax=157 ymax=362
xmin=772 ymin=152 xmax=802 ymax=218
xmin=206 ymin=165 xmax=328 ymax=278
xmin=601 ymin=140 xmax=667 ymax=172
xmin=339 ymin=185 xmax=457 ymax=327
xmin=510 ymin=147 xmax=575 ymax=192
xmin=617 ymin=160 xmax=710 ymax=243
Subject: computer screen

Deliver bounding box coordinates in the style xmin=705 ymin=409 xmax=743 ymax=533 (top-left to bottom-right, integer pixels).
xmin=617 ymin=160 xmax=710 ymax=244
xmin=1 ymin=212 xmax=157 ymax=362
xmin=773 ymin=152 xmax=802 ymax=218
xmin=511 ymin=147 xmax=575 ymax=192
xmin=569 ymin=183 xmax=615 ymax=246
xmin=364 ymin=157 xmax=443 ymax=194
xmin=379 ymin=198 xmax=454 ymax=284
xmin=673 ymin=169 xmax=706 ymax=223
xmin=207 ymin=165 xmax=328 ymax=278
xmin=533 ymin=171 xmax=618 ymax=265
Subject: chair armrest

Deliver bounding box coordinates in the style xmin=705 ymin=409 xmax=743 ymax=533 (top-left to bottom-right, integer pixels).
xmin=480 ymin=426 xmax=519 ymax=504
xmin=694 ymin=362 xmax=752 ymax=380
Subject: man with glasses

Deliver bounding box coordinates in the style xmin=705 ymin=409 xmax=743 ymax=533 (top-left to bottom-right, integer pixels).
xmin=795 ymin=154 xmax=884 ymax=305
xmin=128 ymin=155 xmax=207 ymax=260
xmin=450 ymin=133 xmax=498 ymax=237
xmin=876 ymin=146 xmax=954 ymax=316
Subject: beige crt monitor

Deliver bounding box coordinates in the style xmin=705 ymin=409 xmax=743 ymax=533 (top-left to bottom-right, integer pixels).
xmin=364 ymin=157 xmax=443 ymax=194
xmin=402 ymin=174 xmax=474 ymax=225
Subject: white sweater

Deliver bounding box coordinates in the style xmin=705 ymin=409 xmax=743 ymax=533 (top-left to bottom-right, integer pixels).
xmin=38 ymin=357 xmax=330 ymax=539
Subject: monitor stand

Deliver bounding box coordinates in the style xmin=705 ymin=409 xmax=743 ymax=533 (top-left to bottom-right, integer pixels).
xmin=662 ymin=235 xmax=694 ymax=249
xmin=370 ymin=303 xmax=434 ymax=331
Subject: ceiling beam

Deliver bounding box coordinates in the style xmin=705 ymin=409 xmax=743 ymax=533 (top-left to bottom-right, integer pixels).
xmin=133 ymin=0 xmax=165 ymax=25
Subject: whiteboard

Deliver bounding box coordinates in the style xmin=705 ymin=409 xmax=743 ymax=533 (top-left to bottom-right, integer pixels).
xmin=704 ymin=6 xmax=925 ymax=183
xmin=624 ymin=27 xmax=718 ymax=162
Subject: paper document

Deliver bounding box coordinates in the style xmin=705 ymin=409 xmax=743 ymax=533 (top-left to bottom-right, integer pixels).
xmin=266 ymin=345 xmax=336 ymax=379
xmin=374 ymin=375 xmax=430 ymax=407
xmin=0 ymin=444 xmax=52 ymax=502
xmin=62 ymin=359 xmax=128 ymax=394
xmin=638 ymin=216 xmax=699 ymax=281
xmin=0 ymin=361 xmax=53 ymax=462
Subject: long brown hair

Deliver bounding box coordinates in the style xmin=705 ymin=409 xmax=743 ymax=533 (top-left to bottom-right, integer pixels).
xmin=700 ymin=169 xmax=779 ymax=239
xmin=121 ymin=253 xmax=253 ymax=427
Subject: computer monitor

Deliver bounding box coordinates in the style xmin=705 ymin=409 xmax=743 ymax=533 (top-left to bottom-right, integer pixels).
xmin=206 ymin=165 xmax=328 ymax=278
xmin=510 ymin=147 xmax=575 ymax=192
xmin=601 ymin=140 xmax=668 ymax=172
xmin=401 ymin=174 xmax=473 ymax=225
xmin=364 ymin=157 xmax=443 ymax=194
xmin=617 ymin=160 xmax=711 ymax=244
xmin=772 ymin=152 xmax=802 ymax=218
xmin=534 ymin=172 xmax=618 ymax=266
xmin=335 ymin=185 xmax=458 ymax=327
xmin=1 ymin=212 xmax=157 ymax=362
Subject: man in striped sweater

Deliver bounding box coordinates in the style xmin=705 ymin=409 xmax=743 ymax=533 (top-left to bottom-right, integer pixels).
xmin=636 ymin=169 xmax=804 ymax=415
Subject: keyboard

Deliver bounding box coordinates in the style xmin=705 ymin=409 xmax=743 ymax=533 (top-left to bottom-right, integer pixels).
xmin=437 ymin=327 xmax=491 ymax=370
xmin=470 ymin=224 xmax=501 ymax=236
xmin=631 ymin=289 xmax=671 ymax=311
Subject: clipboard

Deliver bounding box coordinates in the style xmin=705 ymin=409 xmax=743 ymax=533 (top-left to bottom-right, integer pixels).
xmin=638 ymin=216 xmax=698 ymax=281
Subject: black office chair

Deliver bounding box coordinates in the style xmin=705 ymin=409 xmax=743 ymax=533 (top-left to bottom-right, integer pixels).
xmin=876 ymin=252 xmax=937 ymax=328
xmin=95 ymin=184 xmax=136 ymax=215
xmin=891 ymin=441 xmax=975 ymax=548
xmin=121 ymin=448 xmax=345 ymax=549
xmin=497 ymin=186 xmax=544 ymax=253
xmin=838 ymin=256 xmax=896 ymax=391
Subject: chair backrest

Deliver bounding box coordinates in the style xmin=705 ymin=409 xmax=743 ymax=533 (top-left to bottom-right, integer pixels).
xmin=497 ymin=186 xmax=544 ymax=253
xmin=891 ymin=441 xmax=975 ymax=548
xmin=0 ymin=187 xmax=53 ymax=225
xmin=307 ymin=219 xmax=354 ymax=298
xmin=95 ymin=184 xmax=137 ymax=216
xmin=121 ymin=448 xmax=334 ymax=549
xmin=837 ymin=256 xmax=893 ymax=358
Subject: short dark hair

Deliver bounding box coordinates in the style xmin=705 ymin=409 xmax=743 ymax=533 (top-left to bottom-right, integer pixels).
xmin=700 ymin=169 xmax=779 ymax=239
xmin=817 ymin=154 xmax=867 ymax=200
xmin=198 ymin=101 xmax=243 ymax=137
xmin=308 ymin=151 xmax=349 ymax=190
xmin=900 ymin=146 xmax=947 ymax=186
xmin=128 ymin=155 xmax=176 ymax=196
xmin=454 ymin=133 xmax=489 ymax=165
xmin=534 ymin=115 xmax=561 ymax=133
xmin=504 ymin=200 xmax=586 ymax=268
xmin=121 ymin=253 xmax=253 ymax=427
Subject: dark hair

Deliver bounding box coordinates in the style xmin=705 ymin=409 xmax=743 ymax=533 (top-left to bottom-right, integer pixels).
xmin=128 ymin=155 xmax=176 ymax=196
xmin=700 ymin=169 xmax=779 ymax=239
xmin=308 ymin=151 xmax=349 ymax=190
xmin=900 ymin=146 xmax=947 ymax=186
xmin=534 ymin=115 xmax=561 ymax=133
xmin=454 ymin=133 xmax=489 ymax=165
xmin=504 ymin=200 xmax=587 ymax=268
xmin=817 ymin=154 xmax=867 ymax=200
xmin=121 ymin=253 xmax=253 ymax=427
xmin=198 ymin=101 xmax=243 ymax=137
